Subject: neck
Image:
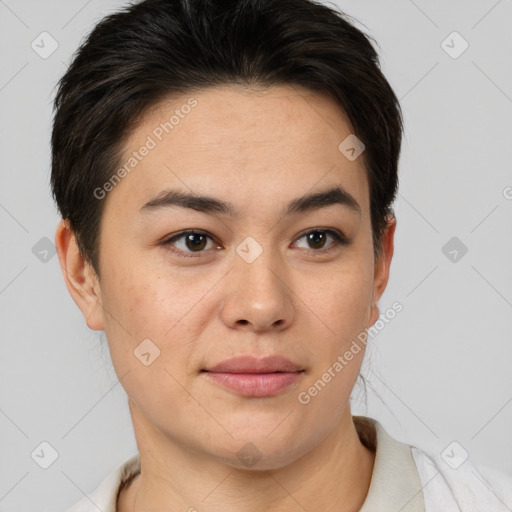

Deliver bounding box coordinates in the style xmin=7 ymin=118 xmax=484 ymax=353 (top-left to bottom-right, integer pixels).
xmin=118 ymin=404 xmax=375 ymax=512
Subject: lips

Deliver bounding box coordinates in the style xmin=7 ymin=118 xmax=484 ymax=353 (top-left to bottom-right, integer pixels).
xmin=202 ymin=355 xmax=305 ymax=397
xmin=203 ymin=355 xmax=303 ymax=374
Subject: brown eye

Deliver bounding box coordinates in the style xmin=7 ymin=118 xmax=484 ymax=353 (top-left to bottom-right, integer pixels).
xmin=305 ymin=231 xmax=328 ymax=250
xmin=294 ymin=229 xmax=349 ymax=253
xmin=183 ymin=233 xmax=208 ymax=251
xmin=162 ymin=230 xmax=220 ymax=258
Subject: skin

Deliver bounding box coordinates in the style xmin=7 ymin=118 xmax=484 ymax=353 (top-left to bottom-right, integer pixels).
xmin=55 ymin=84 xmax=396 ymax=512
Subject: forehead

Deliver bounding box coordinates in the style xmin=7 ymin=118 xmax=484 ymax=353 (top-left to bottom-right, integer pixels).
xmin=105 ymin=84 xmax=370 ymax=219
xmin=141 ymin=83 xmax=357 ymax=150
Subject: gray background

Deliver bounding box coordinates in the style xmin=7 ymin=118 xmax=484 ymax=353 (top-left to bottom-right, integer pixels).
xmin=1 ymin=1 xmax=511 ymax=511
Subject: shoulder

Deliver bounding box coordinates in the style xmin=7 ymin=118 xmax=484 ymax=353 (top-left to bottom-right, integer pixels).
xmin=411 ymin=444 xmax=512 ymax=512
xmin=355 ymin=415 xmax=512 ymax=512
xmin=62 ymin=454 xmax=140 ymax=512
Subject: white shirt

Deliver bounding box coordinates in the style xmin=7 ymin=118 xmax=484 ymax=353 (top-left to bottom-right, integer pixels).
xmin=63 ymin=415 xmax=512 ymax=512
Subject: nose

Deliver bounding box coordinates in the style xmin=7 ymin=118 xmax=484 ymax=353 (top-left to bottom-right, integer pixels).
xmin=219 ymin=243 xmax=295 ymax=332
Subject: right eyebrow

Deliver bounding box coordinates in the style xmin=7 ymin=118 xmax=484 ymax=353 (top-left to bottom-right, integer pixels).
xmin=139 ymin=185 xmax=361 ymax=218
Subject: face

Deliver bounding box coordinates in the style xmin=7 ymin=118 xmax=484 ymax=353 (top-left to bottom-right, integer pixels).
xmin=59 ymin=84 xmax=394 ymax=470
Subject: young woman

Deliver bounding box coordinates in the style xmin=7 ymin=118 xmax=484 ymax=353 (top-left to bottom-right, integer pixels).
xmin=52 ymin=0 xmax=512 ymax=510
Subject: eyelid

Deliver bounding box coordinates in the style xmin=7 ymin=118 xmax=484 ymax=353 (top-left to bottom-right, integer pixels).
xmin=292 ymin=228 xmax=349 ymax=254
xmin=161 ymin=229 xmax=221 ymax=259
xmin=294 ymin=227 xmax=348 ymax=245
xmin=161 ymin=227 xmax=349 ymax=258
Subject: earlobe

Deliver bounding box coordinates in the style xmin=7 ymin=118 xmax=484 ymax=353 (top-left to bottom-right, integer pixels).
xmin=54 ymin=219 xmax=105 ymax=331
xmin=368 ymin=215 xmax=396 ymax=327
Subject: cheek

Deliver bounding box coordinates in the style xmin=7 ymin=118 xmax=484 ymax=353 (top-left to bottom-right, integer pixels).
xmin=98 ymin=262 xmax=217 ymax=368
xmin=295 ymin=262 xmax=373 ymax=411
xmin=101 ymin=257 xmax=184 ymax=330
xmin=304 ymin=261 xmax=374 ymax=335
xmin=296 ymin=272 xmax=371 ymax=420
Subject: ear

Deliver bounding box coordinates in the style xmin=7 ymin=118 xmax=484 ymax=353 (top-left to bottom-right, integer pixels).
xmin=55 ymin=219 xmax=105 ymax=331
xmin=368 ymin=214 xmax=396 ymax=327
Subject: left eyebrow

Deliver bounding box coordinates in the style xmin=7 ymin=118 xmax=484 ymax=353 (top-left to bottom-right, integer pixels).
xmin=140 ymin=185 xmax=361 ymax=217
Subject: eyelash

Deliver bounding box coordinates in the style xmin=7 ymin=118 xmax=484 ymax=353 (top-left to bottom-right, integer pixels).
xmin=160 ymin=228 xmax=350 ymax=259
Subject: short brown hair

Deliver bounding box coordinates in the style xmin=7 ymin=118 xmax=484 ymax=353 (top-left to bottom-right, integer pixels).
xmin=51 ymin=0 xmax=404 ymax=277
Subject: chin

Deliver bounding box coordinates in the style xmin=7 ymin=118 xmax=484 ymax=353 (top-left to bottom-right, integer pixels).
xmin=206 ymin=430 xmax=312 ymax=472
